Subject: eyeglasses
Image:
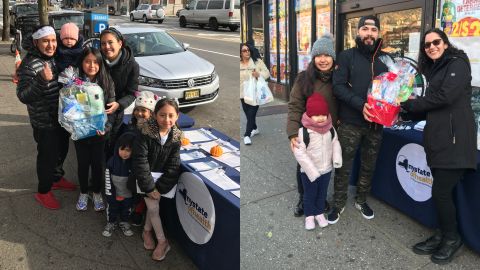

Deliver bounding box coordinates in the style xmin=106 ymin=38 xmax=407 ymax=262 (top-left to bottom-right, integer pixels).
xmin=241 ymin=49 xmax=250 ymax=53
xmin=424 ymin=39 xmax=442 ymax=49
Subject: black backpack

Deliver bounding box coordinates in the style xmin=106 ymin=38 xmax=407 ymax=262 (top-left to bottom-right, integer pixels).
xmin=302 ymin=126 xmax=335 ymax=147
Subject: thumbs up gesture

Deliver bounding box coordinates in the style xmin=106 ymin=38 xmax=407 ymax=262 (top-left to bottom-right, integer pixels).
xmin=40 ymin=63 xmax=53 ymax=81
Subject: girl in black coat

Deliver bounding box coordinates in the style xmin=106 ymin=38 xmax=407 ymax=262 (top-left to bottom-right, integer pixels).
xmin=73 ymin=48 xmax=116 ymax=212
xmin=132 ymin=98 xmax=182 ymax=261
xmin=401 ymin=29 xmax=477 ymax=265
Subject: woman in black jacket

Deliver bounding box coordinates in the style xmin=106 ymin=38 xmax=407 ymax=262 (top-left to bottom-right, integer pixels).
xmin=132 ymin=98 xmax=182 ymax=261
xmin=99 ymin=28 xmax=140 ymax=157
xmin=401 ymin=28 xmax=477 ymax=265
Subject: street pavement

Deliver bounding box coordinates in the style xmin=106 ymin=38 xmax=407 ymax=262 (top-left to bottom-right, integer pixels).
xmin=240 ymin=103 xmax=480 ymax=269
xmin=0 ymin=44 xmax=197 ymax=269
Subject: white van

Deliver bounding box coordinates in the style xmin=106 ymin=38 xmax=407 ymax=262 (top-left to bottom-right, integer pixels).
xmin=179 ymin=0 xmax=240 ymax=31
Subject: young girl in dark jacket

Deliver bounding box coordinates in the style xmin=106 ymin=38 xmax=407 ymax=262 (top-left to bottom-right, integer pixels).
xmin=132 ymin=98 xmax=182 ymax=261
xmin=74 ymin=48 xmax=116 ymax=212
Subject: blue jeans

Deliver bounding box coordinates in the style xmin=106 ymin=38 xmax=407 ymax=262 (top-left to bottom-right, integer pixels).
xmin=301 ymin=172 xmax=331 ymax=217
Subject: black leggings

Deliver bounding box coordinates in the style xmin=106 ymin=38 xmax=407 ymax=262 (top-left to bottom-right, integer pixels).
xmin=241 ymin=99 xmax=259 ymax=137
xmin=431 ymin=168 xmax=466 ymax=236
xmin=74 ymin=139 xmax=106 ymax=194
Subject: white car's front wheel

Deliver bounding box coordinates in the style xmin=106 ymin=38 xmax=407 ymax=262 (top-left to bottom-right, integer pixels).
xmin=130 ymin=14 xmax=134 ymax=21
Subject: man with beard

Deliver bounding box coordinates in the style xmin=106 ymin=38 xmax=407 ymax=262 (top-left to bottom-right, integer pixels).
xmin=328 ymin=15 xmax=389 ymax=224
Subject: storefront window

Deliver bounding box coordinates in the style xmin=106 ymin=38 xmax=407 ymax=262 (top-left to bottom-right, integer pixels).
xmin=378 ymin=8 xmax=422 ymax=60
xmin=278 ymin=1 xmax=288 ymax=83
xmin=251 ymin=3 xmax=264 ymax=57
xmin=296 ymin=0 xmax=312 ymax=71
xmin=268 ymin=0 xmax=277 ymax=81
xmin=315 ymin=0 xmax=330 ymax=38
xmin=343 ymin=17 xmax=360 ymax=50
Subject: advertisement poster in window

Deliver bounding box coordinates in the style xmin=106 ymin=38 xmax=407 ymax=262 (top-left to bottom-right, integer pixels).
xmin=278 ymin=0 xmax=288 ymax=83
xmin=270 ymin=53 xmax=278 ymax=81
xmin=296 ymin=0 xmax=312 ymax=71
xmin=439 ymin=0 xmax=480 ymax=87
xmin=316 ymin=0 xmax=330 ymax=38
xmin=269 ymin=0 xmax=277 ymax=81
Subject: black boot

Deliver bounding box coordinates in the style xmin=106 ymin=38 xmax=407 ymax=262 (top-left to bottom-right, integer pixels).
xmin=412 ymin=232 xmax=442 ymax=255
xmin=431 ymin=233 xmax=463 ymax=265
xmin=293 ymin=196 xmax=303 ymax=217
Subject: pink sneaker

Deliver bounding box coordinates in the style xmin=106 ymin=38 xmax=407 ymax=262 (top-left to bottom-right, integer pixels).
xmin=315 ymin=214 xmax=329 ymax=228
xmin=305 ymin=216 xmax=315 ymax=230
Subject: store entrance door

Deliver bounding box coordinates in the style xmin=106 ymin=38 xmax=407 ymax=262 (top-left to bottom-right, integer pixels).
xmin=339 ymin=3 xmax=423 ymax=61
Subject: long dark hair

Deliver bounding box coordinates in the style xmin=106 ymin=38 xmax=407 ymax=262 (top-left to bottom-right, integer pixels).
xmin=294 ymin=59 xmax=333 ymax=97
xmin=417 ymin=28 xmax=464 ymax=74
xmin=78 ymin=47 xmax=112 ymax=91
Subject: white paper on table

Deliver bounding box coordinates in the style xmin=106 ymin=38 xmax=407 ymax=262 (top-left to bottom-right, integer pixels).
xmin=198 ymin=139 xmax=238 ymax=154
xmin=212 ymin=152 xmax=240 ymax=168
xmin=183 ymin=129 xmax=217 ymax=143
xmin=187 ymin=160 xmax=222 ymax=172
xmin=200 ymin=169 xmax=240 ymax=190
xmin=180 ymin=151 xmax=207 ymax=161
xmin=136 ymin=172 xmax=164 ymax=194
xmin=231 ymin=190 xmax=240 ymax=198
xmin=414 ymin=121 xmax=426 ymax=131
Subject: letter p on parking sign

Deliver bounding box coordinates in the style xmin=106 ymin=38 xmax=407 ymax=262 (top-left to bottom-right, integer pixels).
xmin=94 ymin=22 xmax=108 ymax=33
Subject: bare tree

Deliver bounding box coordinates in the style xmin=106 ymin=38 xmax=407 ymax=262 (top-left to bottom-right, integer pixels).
xmin=38 ymin=0 xmax=49 ymax=26
xmin=2 ymin=0 xmax=10 ymax=41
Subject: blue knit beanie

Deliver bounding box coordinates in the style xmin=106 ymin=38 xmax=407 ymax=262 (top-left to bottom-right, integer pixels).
xmin=310 ymin=33 xmax=336 ymax=61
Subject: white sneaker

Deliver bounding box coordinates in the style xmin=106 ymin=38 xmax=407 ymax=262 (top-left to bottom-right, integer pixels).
xmin=243 ymin=136 xmax=252 ymax=145
xmin=102 ymin=222 xmax=116 ymax=237
xmin=305 ymin=216 xmax=315 ymax=230
xmin=76 ymin=193 xmax=88 ymax=211
xmin=250 ymin=129 xmax=260 ymax=137
xmin=92 ymin=193 xmax=105 ymax=211
xmin=119 ymin=222 xmax=134 ymax=237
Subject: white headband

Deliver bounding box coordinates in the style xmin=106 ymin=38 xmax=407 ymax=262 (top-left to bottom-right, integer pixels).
xmin=32 ymin=26 xmax=56 ymax=40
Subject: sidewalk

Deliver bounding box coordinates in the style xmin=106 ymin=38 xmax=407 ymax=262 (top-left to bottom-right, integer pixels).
xmin=240 ymin=107 xmax=480 ymax=269
xmin=0 ymin=45 xmax=197 ymax=269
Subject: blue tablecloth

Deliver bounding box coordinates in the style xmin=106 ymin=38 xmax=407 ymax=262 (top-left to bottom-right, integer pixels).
xmin=367 ymin=124 xmax=480 ymax=254
xmin=122 ymin=112 xmax=195 ymax=128
xmin=161 ymin=128 xmax=239 ymax=270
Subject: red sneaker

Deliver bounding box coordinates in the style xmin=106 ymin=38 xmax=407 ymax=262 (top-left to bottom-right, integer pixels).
xmin=52 ymin=177 xmax=77 ymax=191
xmin=35 ymin=192 xmax=60 ymax=210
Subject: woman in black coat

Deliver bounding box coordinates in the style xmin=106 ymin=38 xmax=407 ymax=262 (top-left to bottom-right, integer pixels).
xmin=99 ymin=28 xmax=140 ymax=157
xmin=401 ymin=28 xmax=477 ymax=265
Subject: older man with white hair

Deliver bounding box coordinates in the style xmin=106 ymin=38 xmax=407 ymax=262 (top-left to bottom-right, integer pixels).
xmin=16 ymin=25 xmax=76 ymax=210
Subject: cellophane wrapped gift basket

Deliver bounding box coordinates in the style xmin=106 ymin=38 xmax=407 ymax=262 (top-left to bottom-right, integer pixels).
xmin=367 ymin=56 xmax=417 ymax=127
xmin=58 ymin=67 xmax=106 ymax=140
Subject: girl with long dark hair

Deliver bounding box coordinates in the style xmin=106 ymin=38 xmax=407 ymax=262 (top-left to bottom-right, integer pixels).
xmin=74 ymin=47 xmax=116 ymax=212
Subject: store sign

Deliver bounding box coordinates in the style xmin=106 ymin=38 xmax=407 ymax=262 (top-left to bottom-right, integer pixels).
xmin=395 ymin=143 xmax=433 ymax=202
xmin=440 ymin=0 xmax=480 ymax=86
xmin=176 ymin=172 xmax=215 ymax=244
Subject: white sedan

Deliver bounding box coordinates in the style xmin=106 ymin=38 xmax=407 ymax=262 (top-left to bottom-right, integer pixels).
xmin=117 ymin=27 xmax=220 ymax=109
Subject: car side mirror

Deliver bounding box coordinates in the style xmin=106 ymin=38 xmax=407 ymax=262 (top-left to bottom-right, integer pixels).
xmin=183 ymin=43 xmax=190 ymax=50
xmin=185 ymin=5 xmax=190 ymax=10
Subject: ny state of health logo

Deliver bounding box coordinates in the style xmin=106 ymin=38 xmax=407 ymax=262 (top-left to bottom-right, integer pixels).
xmin=397 ymin=155 xmax=432 ymax=187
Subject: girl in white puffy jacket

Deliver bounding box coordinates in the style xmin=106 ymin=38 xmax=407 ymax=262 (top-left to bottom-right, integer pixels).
xmin=293 ymin=92 xmax=342 ymax=230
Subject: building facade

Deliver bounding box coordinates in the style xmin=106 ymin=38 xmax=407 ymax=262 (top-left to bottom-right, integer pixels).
xmin=241 ymin=0 xmax=480 ymax=102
